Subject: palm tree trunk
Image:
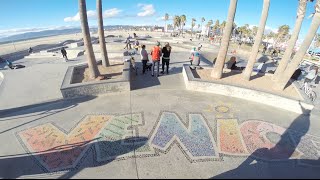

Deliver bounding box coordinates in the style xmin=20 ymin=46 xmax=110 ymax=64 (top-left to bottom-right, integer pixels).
xmin=242 ymin=0 xmax=270 ymax=80
xmin=79 ymin=0 xmax=100 ymax=79
xmin=275 ymin=12 xmax=320 ymax=91
xmin=272 ymin=0 xmax=308 ymax=81
xmin=211 ymin=0 xmax=238 ymax=79
xmin=182 ymin=24 xmax=184 ymax=36
xmin=191 ymin=27 xmax=193 ymax=37
xmin=165 ymin=21 xmax=167 ymax=34
xmin=97 ymin=0 xmax=110 ymax=67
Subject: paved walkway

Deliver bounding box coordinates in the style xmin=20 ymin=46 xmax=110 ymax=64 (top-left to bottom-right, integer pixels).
xmin=0 ymin=41 xmax=320 ymax=179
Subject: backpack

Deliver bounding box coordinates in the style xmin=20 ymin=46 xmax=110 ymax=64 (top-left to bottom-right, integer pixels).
xmin=151 ymin=46 xmax=161 ymax=60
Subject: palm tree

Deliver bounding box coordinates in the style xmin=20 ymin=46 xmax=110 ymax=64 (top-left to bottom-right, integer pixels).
xmin=272 ymin=0 xmax=309 ymax=81
xmin=97 ymin=0 xmax=110 ymax=67
xmin=242 ymin=0 xmax=270 ymax=81
xmin=206 ymin=20 xmax=213 ymax=36
xmin=252 ymin=26 xmax=258 ymax=36
xmin=275 ymin=0 xmax=320 ymax=91
xmin=79 ymin=0 xmax=100 ymax=79
xmin=165 ymin=13 xmax=169 ymax=33
xmin=211 ymin=0 xmax=238 ymax=79
xmin=173 ymin=15 xmax=181 ymax=32
xmin=220 ymin=21 xmax=227 ymax=35
xmin=201 ymin=17 xmax=206 ymax=33
xmin=275 ymin=25 xmax=290 ymax=46
xmin=180 ymin=15 xmax=187 ymax=35
xmin=191 ymin=18 xmax=196 ymax=37
xmin=213 ymin=20 xmax=220 ymax=35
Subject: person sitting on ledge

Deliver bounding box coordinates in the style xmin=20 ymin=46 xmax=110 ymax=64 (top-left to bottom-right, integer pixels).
xmin=5 ymin=59 xmax=25 ymax=70
xmin=226 ymin=56 xmax=244 ymax=71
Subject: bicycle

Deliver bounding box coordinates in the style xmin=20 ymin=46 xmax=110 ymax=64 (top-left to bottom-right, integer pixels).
xmin=299 ymin=81 xmax=317 ymax=102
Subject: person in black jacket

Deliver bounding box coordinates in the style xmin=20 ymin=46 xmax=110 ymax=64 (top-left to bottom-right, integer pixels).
xmin=161 ymin=42 xmax=171 ymax=74
xmin=61 ymin=47 xmax=68 ymax=61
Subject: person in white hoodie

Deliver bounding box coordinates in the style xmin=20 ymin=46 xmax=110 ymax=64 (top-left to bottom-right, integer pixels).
xmin=140 ymin=45 xmax=149 ymax=74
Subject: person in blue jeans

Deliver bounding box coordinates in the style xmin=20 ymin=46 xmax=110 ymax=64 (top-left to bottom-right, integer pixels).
xmin=150 ymin=42 xmax=162 ymax=77
xmin=161 ymin=42 xmax=172 ymax=74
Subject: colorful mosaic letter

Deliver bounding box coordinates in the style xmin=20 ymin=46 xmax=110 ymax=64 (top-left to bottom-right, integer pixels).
xmin=217 ymin=119 xmax=248 ymax=155
xmin=240 ymin=120 xmax=301 ymax=161
xmin=95 ymin=113 xmax=154 ymax=162
xmin=18 ymin=115 xmax=111 ymax=172
xmin=150 ymin=112 xmax=218 ymax=162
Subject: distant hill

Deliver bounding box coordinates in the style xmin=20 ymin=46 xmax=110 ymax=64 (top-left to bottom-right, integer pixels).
xmin=0 ymin=28 xmax=82 ymax=44
xmin=0 ymin=25 xmax=154 ymax=45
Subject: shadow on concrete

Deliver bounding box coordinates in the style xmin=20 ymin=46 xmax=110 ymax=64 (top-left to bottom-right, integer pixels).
xmin=0 ymin=96 xmax=96 ymax=134
xmin=222 ymin=70 xmax=242 ymax=79
xmin=0 ymin=137 xmax=148 ymax=179
xmin=250 ymin=73 xmax=266 ymax=81
xmin=170 ymin=60 xmax=192 ymax=65
xmin=212 ymin=104 xmax=320 ymax=179
xmin=200 ymin=54 xmax=214 ymax=66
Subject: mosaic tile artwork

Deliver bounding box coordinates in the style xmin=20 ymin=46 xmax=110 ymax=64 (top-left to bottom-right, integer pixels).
xmin=95 ymin=113 xmax=155 ymax=162
xmin=240 ymin=120 xmax=301 ymax=161
xmin=217 ymin=119 xmax=248 ymax=156
xmin=16 ymin=108 xmax=320 ymax=174
xmin=150 ymin=112 xmax=219 ymax=162
xmin=18 ymin=115 xmax=112 ymax=172
xmin=290 ymin=133 xmax=320 ymax=167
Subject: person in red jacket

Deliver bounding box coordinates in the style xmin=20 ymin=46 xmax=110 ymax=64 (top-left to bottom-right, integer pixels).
xmin=150 ymin=41 xmax=162 ymax=77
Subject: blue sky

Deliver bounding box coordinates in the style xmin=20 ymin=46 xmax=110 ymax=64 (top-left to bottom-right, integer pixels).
xmin=0 ymin=0 xmax=318 ymax=40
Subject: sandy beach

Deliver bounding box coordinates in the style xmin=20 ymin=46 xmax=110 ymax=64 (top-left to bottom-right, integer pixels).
xmin=0 ymin=30 xmax=168 ymax=56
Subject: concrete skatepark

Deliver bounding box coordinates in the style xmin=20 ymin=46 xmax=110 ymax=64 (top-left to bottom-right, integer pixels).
xmin=0 ymin=32 xmax=320 ymax=179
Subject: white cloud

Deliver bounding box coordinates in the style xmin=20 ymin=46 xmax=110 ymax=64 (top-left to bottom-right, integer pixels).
xmin=137 ymin=4 xmax=155 ymax=17
xmin=64 ymin=8 xmax=122 ymax=22
xmin=103 ymin=8 xmax=122 ymax=18
xmin=264 ymin=26 xmax=278 ymax=34
xmin=64 ymin=10 xmax=96 ymax=22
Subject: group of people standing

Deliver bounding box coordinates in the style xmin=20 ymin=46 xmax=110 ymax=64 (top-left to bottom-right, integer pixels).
xmin=138 ymin=41 xmax=202 ymax=76
xmin=140 ymin=41 xmax=172 ymax=77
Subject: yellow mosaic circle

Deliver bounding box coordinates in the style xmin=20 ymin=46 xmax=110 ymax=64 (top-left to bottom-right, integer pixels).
xmin=215 ymin=106 xmax=230 ymax=113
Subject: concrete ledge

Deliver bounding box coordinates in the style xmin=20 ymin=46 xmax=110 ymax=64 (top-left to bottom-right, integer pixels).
xmin=60 ymin=60 xmax=130 ymax=98
xmin=0 ymin=72 xmax=4 ymax=87
xmin=182 ymin=65 xmax=314 ymax=114
xmin=69 ymin=42 xmax=84 ymax=48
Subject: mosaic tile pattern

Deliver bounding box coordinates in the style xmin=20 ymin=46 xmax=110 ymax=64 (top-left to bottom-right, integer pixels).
xmin=290 ymin=133 xmax=320 ymax=167
xmin=217 ymin=119 xmax=248 ymax=155
xmin=240 ymin=120 xmax=301 ymax=161
xmin=18 ymin=115 xmax=112 ymax=172
xmin=95 ymin=113 xmax=155 ymax=162
xmin=150 ymin=112 xmax=219 ymax=162
xmin=16 ymin=109 xmax=320 ymax=175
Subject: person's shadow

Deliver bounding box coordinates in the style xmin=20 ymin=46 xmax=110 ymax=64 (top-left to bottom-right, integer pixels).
xmin=212 ymin=103 xmax=320 ymax=179
xmin=0 ymin=137 xmax=148 ymax=179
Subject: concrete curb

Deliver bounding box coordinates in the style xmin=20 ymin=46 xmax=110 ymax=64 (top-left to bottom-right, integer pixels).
xmin=60 ymin=60 xmax=130 ymax=99
xmin=0 ymin=72 xmax=4 ymax=87
xmin=182 ymin=65 xmax=314 ymax=114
